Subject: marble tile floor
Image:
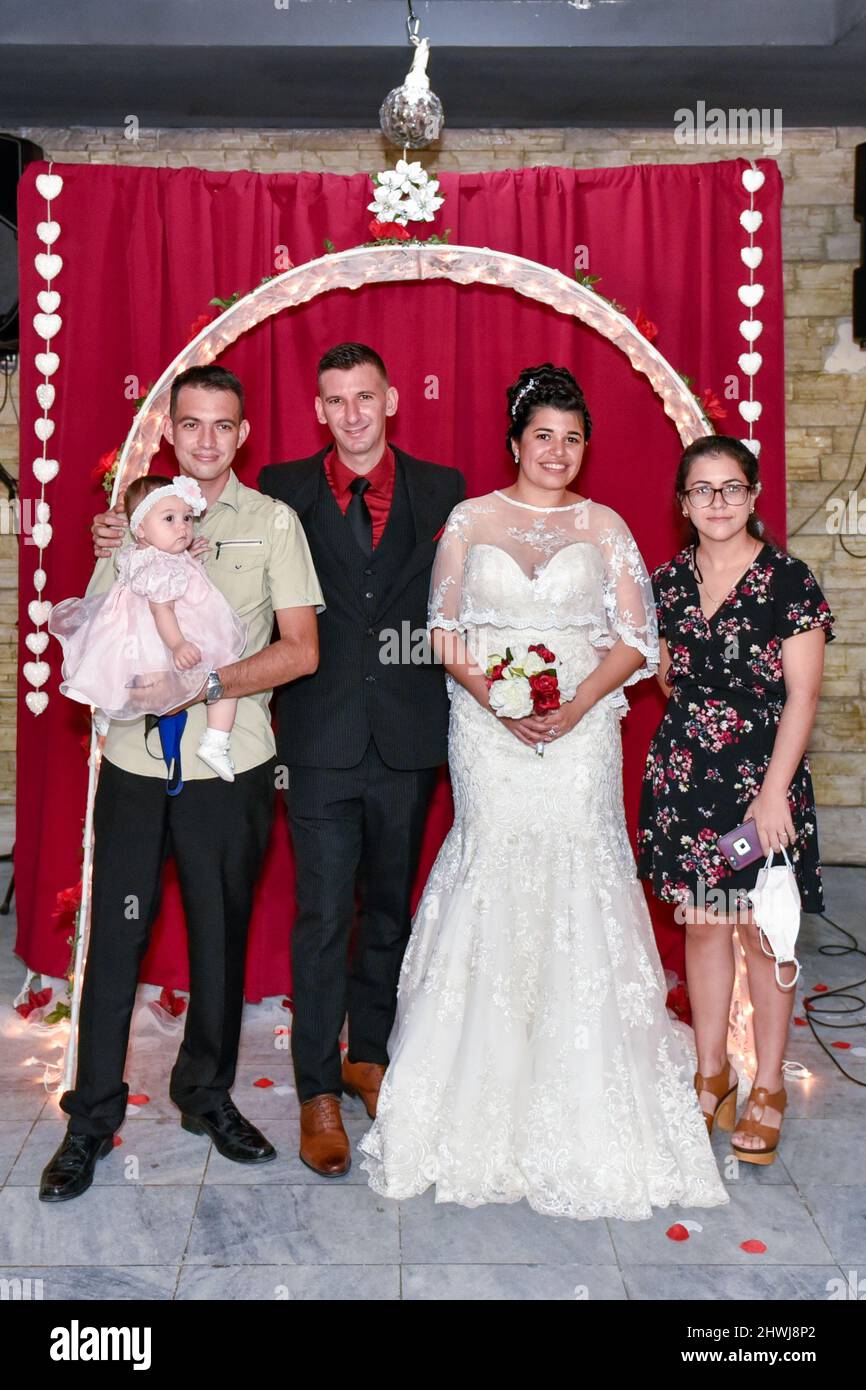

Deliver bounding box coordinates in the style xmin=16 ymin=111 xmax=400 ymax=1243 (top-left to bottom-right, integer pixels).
xmin=0 ymin=864 xmax=863 ymax=1302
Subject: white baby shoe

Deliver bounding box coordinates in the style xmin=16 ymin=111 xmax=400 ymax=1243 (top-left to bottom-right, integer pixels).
xmin=197 ymin=729 xmax=235 ymax=782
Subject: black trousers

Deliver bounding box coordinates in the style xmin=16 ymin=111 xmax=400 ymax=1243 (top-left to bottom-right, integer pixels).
xmin=61 ymin=756 xmax=275 ymax=1138
xmin=285 ymin=738 xmax=438 ymax=1103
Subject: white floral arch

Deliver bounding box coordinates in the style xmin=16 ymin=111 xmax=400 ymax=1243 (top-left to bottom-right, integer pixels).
xmin=62 ymin=241 xmax=728 ymax=1094
xmin=110 ymin=241 xmax=711 ymax=501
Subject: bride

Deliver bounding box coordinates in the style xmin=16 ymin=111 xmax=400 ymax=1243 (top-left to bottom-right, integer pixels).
xmin=359 ymin=365 xmax=729 ymax=1220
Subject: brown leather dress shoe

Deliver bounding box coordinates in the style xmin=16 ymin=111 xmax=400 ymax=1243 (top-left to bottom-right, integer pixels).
xmin=299 ymin=1094 xmax=351 ymax=1176
xmin=341 ymin=1058 xmax=386 ymax=1120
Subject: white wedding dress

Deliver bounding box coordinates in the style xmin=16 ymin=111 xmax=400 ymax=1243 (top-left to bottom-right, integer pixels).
xmin=359 ymin=491 xmax=729 ymax=1220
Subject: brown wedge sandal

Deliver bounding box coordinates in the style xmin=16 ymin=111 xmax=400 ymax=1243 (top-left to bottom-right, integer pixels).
xmin=731 ymin=1084 xmax=787 ymax=1166
xmin=694 ymin=1060 xmax=739 ymax=1135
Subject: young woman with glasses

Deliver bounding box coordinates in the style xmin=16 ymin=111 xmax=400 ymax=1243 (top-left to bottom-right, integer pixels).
xmin=637 ymin=436 xmax=834 ymax=1165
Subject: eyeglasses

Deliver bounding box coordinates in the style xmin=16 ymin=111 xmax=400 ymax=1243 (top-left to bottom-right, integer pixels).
xmin=684 ymin=483 xmax=751 ymax=508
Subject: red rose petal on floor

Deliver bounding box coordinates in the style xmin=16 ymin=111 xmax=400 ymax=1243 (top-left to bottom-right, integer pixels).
xmin=813 ymin=984 xmax=829 ymax=992
xmin=793 ymin=1017 xmax=808 ymax=1026
xmin=113 ymin=1135 xmax=123 ymax=1147
xmin=831 ymin=1041 xmax=851 ymax=1050
xmin=740 ymin=1239 xmax=767 ymax=1254
xmin=253 ymin=1077 xmax=274 ymax=1088
xmin=666 ymin=1223 xmax=690 ymax=1241
xmin=128 ymin=1094 xmax=150 ymax=1105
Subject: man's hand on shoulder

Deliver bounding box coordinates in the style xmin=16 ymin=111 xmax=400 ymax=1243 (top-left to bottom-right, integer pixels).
xmin=93 ymin=501 xmax=128 ymax=559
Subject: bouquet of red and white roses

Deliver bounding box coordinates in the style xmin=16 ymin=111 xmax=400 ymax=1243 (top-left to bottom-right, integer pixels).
xmin=485 ymin=644 xmax=561 ymax=753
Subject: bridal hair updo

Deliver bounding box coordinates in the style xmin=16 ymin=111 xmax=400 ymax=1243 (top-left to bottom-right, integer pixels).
xmin=505 ymin=363 xmax=593 ymax=457
xmin=675 ymin=435 xmax=766 ymax=544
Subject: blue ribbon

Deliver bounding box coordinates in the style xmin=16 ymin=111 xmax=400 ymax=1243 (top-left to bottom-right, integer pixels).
xmin=157 ymin=712 xmax=187 ymax=796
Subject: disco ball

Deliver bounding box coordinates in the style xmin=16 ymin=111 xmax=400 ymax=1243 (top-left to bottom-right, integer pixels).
xmin=379 ymin=36 xmax=445 ymax=149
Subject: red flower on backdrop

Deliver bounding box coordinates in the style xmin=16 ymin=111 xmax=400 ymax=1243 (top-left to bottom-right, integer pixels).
xmin=633 ymin=307 xmax=658 ymax=341
xmin=665 ymin=982 xmax=690 ymax=1022
xmin=369 ymin=218 xmax=411 ymax=241
xmin=699 ymin=388 xmax=727 ymax=421
xmin=15 ymin=986 xmax=53 ymax=1020
xmin=157 ymin=986 xmax=187 ymax=1018
xmin=91 ymin=446 xmax=119 ymax=484
xmin=187 ymin=311 xmax=214 ymax=339
xmin=52 ymin=882 xmax=82 ymax=930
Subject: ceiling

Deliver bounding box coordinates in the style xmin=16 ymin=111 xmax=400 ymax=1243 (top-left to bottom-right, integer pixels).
xmin=1 ymin=0 xmax=865 ymax=130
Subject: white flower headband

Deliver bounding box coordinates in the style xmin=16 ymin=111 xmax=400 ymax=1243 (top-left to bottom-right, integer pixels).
xmin=129 ymin=476 xmax=207 ymax=533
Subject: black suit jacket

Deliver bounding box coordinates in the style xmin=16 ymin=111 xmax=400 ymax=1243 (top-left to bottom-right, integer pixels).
xmin=259 ymin=446 xmax=466 ymax=770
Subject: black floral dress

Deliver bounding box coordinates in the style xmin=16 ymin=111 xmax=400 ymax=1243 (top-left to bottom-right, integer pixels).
xmin=636 ymin=543 xmax=835 ymax=913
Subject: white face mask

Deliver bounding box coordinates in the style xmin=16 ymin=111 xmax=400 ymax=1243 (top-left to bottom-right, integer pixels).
xmin=747 ymin=847 xmax=801 ymax=989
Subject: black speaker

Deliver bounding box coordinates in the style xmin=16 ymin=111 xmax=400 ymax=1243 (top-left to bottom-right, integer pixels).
xmin=0 ymin=134 xmax=44 ymax=358
xmin=855 ymin=143 xmax=865 ymax=348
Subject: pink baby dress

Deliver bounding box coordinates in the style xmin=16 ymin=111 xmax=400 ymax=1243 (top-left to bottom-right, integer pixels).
xmin=49 ymin=546 xmax=247 ymax=720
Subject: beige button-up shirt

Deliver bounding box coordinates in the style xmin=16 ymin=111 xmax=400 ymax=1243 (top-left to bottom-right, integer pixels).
xmin=86 ymin=469 xmax=325 ymax=779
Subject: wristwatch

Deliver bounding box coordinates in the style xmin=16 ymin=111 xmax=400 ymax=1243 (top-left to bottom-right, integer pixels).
xmin=204 ymin=670 xmax=224 ymax=705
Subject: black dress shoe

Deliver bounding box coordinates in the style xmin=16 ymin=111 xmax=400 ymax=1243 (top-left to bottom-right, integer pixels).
xmin=180 ymin=1096 xmax=276 ymax=1163
xmin=39 ymin=1132 xmax=114 ymax=1203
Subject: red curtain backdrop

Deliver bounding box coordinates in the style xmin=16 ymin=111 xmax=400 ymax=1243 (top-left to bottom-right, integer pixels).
xmin=16 ymin=159 xmax=785 ymax=999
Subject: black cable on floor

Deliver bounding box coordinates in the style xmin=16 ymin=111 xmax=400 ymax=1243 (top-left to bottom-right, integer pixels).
xmin=799 ymin=909 xmax=866 ymax=1086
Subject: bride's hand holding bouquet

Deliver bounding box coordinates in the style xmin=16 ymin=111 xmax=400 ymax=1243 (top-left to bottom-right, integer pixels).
xmin=486 ymin=643 xmax=588 ymax=754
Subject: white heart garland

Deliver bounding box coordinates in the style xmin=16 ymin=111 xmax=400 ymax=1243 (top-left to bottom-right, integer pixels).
xmin=23 ymin=661 xmax=49 ymax=688
xmin=33 ymin=312 xmax=61 ymax=339
xmin=27 ymin=165 xmax=65 ymax=716
xmin=33 ymin=458 xmax=59 ymax=485
xmin=35 ymin=253 xmax=62 ymax=280
xmin=36 ymin=219 xmax=60 ymax=245
xmin=738 ymin=352 xmax=763 ymax=376
xmin=35 ymin=173 xmax=63 ymax=201
xmin=737 ymin=162 xmax=767 ymax=470
xmin=738 ymin=319 xmax=763 ymax=343
xmin=737 ymin=284 xmax=764 ymax=308
xmin=28 ymin=600 xmax=51 ymax=626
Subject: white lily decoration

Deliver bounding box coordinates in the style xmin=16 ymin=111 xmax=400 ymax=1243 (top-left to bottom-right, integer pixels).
xmin=368 ymin=159 xmax=445 ymax=228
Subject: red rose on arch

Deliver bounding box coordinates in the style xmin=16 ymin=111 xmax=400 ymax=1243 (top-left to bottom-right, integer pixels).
xmin=634 ymin=307 xmax=659 ymax=342
xmin=369 ymin=218 xmax=410 ymax=241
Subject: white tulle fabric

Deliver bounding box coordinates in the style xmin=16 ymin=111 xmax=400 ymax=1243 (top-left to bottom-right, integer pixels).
xmin=49 ymin=546 xmax=247 ymax=721
xmin=360 ymin=492 xmax=729 ymax=1220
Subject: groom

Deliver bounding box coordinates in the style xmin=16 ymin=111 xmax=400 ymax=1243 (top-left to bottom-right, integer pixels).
xmin=259 ymin=342 xmax=465 ymax=1175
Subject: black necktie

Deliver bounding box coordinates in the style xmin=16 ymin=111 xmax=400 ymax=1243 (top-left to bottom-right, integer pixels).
xmin=347 ymin=475 xmax=373 ymax=556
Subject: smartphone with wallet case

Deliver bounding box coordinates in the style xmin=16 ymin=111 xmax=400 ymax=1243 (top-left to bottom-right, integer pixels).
xmin=717 ymin=818 xmax=763 ymax=870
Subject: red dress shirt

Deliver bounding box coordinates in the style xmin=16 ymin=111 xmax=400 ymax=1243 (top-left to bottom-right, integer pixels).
xmin=323 ymin=444 xmax=396 ymax=549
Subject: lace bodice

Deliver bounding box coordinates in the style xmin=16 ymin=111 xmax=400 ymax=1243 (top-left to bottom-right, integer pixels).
xmin=117 ymin=545 xmax=192 ymax=603
xmin=428 ymin=490 xmax=660 ymax=711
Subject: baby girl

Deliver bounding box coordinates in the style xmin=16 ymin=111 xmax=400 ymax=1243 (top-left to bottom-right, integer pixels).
xmin=49 ymin=474 xmax=246 ymax=780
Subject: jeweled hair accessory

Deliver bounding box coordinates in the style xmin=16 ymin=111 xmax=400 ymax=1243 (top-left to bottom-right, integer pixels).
xmin=510 ymin=377 xmax=538 ymax=418
xmin=129 ymin=476 xmax=207 ymax=532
